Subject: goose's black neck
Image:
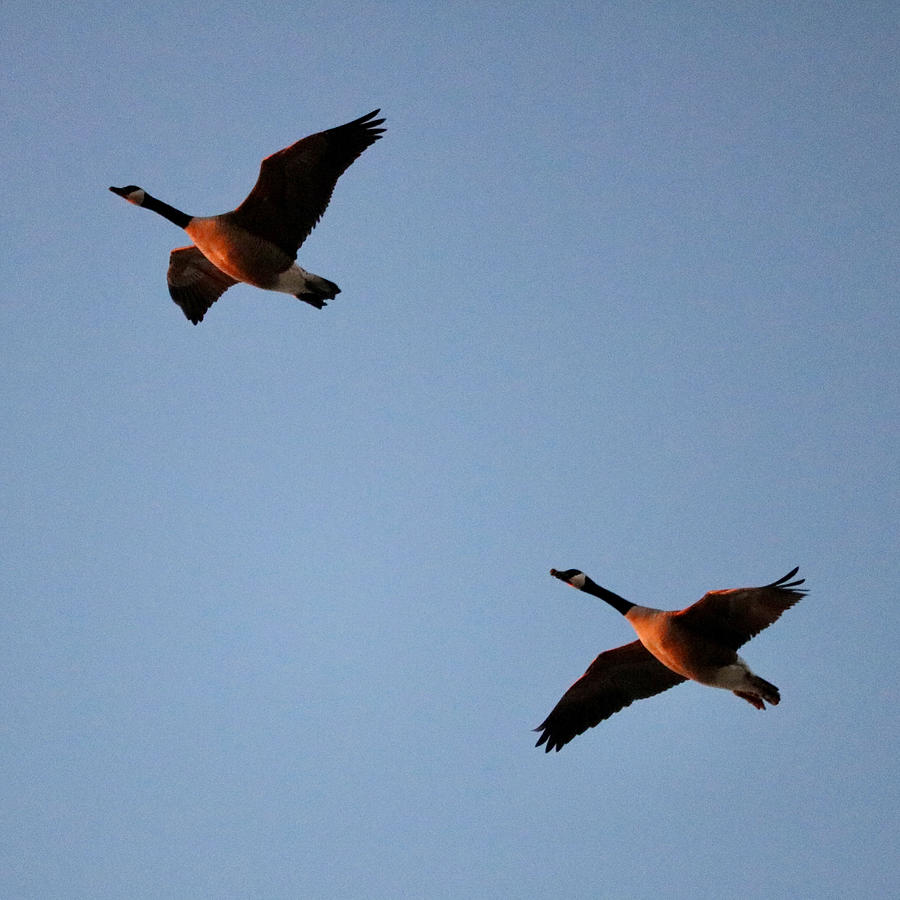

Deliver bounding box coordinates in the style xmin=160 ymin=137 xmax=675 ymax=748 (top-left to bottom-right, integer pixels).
xmin=143 ymin=193 xmax=192 ymax=229
xmin=581 ymin=576 xmax=635 ymax=615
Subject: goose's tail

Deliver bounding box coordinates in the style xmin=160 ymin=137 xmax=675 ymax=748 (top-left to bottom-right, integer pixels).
xmin=295 ymin=273 xmax=341 ymax=309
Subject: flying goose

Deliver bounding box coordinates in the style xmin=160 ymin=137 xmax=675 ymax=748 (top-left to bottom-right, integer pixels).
xmin=110 ymin=109 xmax=385 ymax=324
xmin=535 ymin=567 xmax=807 ymax=752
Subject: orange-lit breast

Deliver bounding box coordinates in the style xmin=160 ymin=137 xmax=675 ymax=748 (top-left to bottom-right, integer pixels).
xmin=185 ymin=216 xmax=292 ymax=287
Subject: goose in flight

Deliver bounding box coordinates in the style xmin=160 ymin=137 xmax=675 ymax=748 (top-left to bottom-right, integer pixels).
xmin=535 ymin=567 xmax=807 ymax=752
xmin=110 ymin=109 xmax=385 ymax=324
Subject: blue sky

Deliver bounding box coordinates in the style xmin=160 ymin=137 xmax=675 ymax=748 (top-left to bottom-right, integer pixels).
xmin=2 ymin=1 xmax=898 ymax=897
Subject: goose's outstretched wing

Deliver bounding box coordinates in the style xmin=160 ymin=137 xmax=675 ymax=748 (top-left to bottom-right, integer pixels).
xmin=167 ymin=246 xmax=238 ymax=324
xmin=535 ymin=641 xmax=686 ymax=752
xmin=675 ymin=567 xmax=807 ymax=650
xmin=230 ymin=109 xmax=385 ymax=256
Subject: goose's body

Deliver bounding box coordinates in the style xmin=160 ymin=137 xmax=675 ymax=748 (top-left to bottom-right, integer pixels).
xmin=535 ymin=567 xmax=807 ymax=752
xmin=110 ymin=109 xmax=385 ymax=324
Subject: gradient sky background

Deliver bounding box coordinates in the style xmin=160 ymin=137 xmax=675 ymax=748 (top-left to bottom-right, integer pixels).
xmin=3 ymin=2 xmax=898 ymax=898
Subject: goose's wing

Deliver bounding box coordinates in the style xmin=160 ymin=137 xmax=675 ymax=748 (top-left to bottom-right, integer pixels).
xmin=167 ymin=246 xmax=238 ymax=325
xmin=229 ymin=109 xmax=385 ymax=256
xmin=534 ymin=640 xmax=686 ymax=752
xmin=675 ymin=567 xmax=807 ymax=650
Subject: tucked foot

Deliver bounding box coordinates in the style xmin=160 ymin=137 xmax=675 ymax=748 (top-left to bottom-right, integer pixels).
xmin=733 ymin=675 xmax=780 ymax=710
xmin=734 ymin=690 xmax=767 ymax=710
xmin=296 ymin=293 xmax=328 ymax=309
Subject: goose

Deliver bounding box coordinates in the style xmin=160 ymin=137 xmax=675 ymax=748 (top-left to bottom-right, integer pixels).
xmin=109 ymin=109 xmax=385 ymax=324
xmin=535 ymin=567 xmax=807 ymax=752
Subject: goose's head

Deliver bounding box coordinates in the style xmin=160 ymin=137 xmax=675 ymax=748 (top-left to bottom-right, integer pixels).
xmin=550 ymin=568 xmax=587 ymax=589
xmin=109 ymin=185 xmax=146 ymax=205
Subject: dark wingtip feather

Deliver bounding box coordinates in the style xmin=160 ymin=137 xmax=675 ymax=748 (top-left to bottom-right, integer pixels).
xmin=768 ymin=566 xmax=807 ymax=593
xmin=534 ymin=731 xmax=560 ymax=753
xmin=351 ymin=108 xmax=386 ymax=135
xmin=533 ymin=724 xmax=554 ymax=752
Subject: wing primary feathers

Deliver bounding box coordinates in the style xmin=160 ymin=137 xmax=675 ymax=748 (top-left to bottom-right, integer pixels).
xmin=767 ymin=567 xmax=807 ymax=591
xmin=533 ymin=641 xmax=687 ymax=752
xmin=230 ymin=108 xmax=387 ymax=256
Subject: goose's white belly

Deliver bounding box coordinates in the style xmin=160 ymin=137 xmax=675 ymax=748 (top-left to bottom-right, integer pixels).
xmin=639 ymin=629 xmax=756 ymax=691
xmin=626 ymin=610 xmax=756 ymax=690
xmin=270 ymin=264 xmax=320 ymax=294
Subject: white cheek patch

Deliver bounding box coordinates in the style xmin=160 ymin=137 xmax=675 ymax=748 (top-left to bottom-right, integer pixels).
xmin=127 ymin=189 xmax=146 ymax=205
xmin=569 ymin=572 xmax=586 ymax=589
